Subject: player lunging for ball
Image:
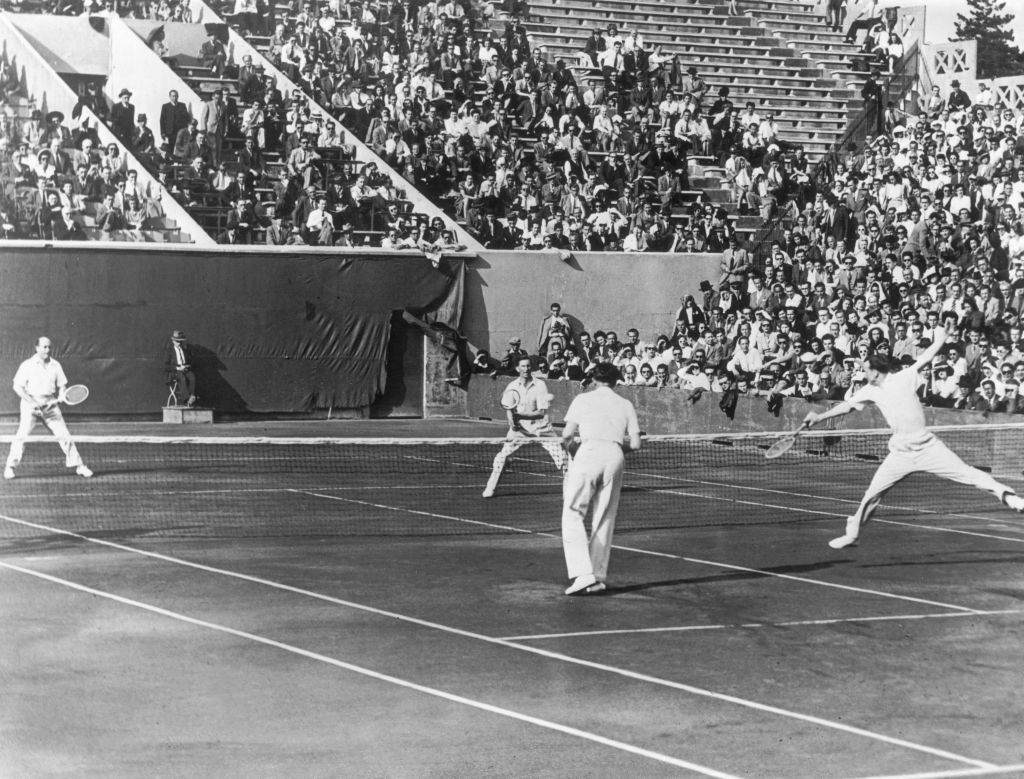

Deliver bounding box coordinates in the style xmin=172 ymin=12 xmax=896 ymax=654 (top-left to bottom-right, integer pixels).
xmin=5 ymin=336 xmax=92 ymax=480
xmin=560 ymin=362 xmax=641 ymax=595
xmin=482 ymin=356 xmax=567 ymax=498
xmin=803 ymin=327 xmax=1023 ymax=549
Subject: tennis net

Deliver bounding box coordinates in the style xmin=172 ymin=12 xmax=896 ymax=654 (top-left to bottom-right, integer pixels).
xmin=0 ymin=425 xmax=1021 ymax=543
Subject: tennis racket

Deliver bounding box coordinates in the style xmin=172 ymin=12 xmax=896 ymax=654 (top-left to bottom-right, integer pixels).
xmin=500 ymin=387 xmax=522 ymax=410
xmin=59 ymin=385 xmax=89 ymax=405
xmin=764 ymin=422 xmax=808 ymax=459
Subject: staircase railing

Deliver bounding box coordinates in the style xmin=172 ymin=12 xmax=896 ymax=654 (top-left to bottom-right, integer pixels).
xmin=745 ymin=44 xmax=921 ymax=266
xmin=810 ymin=41 xmax=921 ymax=193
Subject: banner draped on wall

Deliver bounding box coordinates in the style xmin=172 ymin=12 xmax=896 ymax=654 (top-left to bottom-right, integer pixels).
xmin=0 ymin=247 xmax=466 ymax=414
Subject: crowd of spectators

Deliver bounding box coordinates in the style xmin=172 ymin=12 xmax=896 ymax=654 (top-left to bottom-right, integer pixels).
xmin=476 ymin=74 xmax=1024 ymax=417
xmin=0 ymin=99 xmax=167 ymax=240
xmin=3 ymin=0 xmax=806 ymax=249
xmin=203 ymin=0 xmax=809 ymax=250
xmin=478 ymin=272 xmax=1024 ymax=416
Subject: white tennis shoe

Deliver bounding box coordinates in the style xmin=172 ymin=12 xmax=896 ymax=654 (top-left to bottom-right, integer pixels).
xmin=829 ymin=516 xmax=860 ymax=549
xmin=3 ymin=467 xmax=14 ymax=480
xmin=1006 ymin=493 xmax=1024 ymax=513
xmin=565 ymin=574 xmax=598 ymax=595
xmin=481 ymin=487 xmax=494 ymax=498
xmin=76 ymin=465 xmax=93 ymax=478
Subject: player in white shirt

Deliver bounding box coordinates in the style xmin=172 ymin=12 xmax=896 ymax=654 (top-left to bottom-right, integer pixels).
xmin=559 ymin=362 xmax=642 ymax=595
xmin=803 ymin=328 xmax=1023 ymax=549
xmin=5 ymin=336 xmax=92 ymax=479
xmin=482 ymin=356 xmax=567 ymax=498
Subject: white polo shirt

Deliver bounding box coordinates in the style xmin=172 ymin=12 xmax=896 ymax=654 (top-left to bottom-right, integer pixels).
xmin=564 ymin=385 xmax=639 ymax=446
xmin=506 ymin=376 xmax=553 ymax=435
xmin=13 ymin=356 xmax=67 ymax=403
xmin=846 ymin=367 xmax=929 ymax=449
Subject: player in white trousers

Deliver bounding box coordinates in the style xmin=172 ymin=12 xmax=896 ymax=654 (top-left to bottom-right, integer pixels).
xmin=559 ymin=363 xmax=642 ymax=595
xmin=803 ymin=327 xmax=1023 ymax=549
xmin=482 ymin=356 xmax=567 ymax=498
xmin=5 ymin=336 xmax=92 ymax=480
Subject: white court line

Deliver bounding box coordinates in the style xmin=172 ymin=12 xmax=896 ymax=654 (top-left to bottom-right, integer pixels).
xmin=871 ymin=519 xmax=1024 ymax=545
xmin=0 ymin=512 xmax=993 ymax=770
xmin=512 ymin=452 xmax=1024 ymax=544
xmin=293 ymin=490 xmax=982 ymax=614
xmin=500 ymin=609 xmax=1024 ymax=641
xmin=0 ymin=562 xmax=737 ymax=779
xmin=621 ymin=470 xmax=1024 ymax=545
xmin=0 ymin=482 xmax=553 ymax=501
xmin=853 ymin=764 xmax=1024 ymax=779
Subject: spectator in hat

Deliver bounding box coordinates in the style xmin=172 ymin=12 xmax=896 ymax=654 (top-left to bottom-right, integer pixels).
xmin=133 ymin=114 xmax=157 ymax=161
xmin=110 ymin=88 xmax=135 ymax=146
xmin=947 ymin=80 xmax=971 ymax=113
xmin=164 ymin=330 xmax=197 ymax=408
xmin=679 ymin=66 xmax=709 ymax=108
xmin=500 ymin=337 xmax=529 ymax=373
xmin=199 ymin=27 xmax=227 ymax=77
xmin=44 ymin=110 xmax=71 ymax=148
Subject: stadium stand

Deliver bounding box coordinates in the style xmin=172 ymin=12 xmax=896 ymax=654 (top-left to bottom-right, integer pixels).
xmin=0 ymin=15 xmax=205 ymax=242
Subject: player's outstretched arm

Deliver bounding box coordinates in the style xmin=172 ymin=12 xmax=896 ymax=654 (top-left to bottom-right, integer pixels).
xmin=803 ymin=401 xmax=856 ymax=429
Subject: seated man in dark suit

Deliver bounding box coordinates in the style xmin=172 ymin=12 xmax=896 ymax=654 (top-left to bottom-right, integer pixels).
xmin=164 ymin=329 xmax=197 ymax=407
xmin=52 ymin=206 xmax=86 ymax=241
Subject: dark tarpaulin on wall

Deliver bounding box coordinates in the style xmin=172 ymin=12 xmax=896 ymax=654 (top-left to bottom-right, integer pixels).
xmin=0 ymin=246 xmax=466 ymax=414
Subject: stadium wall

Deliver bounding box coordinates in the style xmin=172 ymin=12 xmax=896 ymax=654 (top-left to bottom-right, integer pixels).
xmin=462 ymin=251 xmax=723 ymax=355
xmin=0 ymin=244 xmax=464 ymax=416
xmin=468 ymin=378 xmax=1017 ymax=436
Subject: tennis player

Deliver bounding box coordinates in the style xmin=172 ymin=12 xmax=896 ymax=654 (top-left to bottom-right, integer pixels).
xmin=482 ymin=355 xmax=567 ymax=498
xmin=560 ymin=362 xmax=641 ymax=595
xmin=803 ymin=327 xmax=1023 ymax=549
xmin=5 ymin=336 xmax=92 ymax=480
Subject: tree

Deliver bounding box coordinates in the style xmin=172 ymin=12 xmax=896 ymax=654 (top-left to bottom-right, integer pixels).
xmin=954 ymin=0 xmax=1024 ymax=78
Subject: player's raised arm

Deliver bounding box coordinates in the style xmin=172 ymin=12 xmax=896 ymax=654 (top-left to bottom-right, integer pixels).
xmin=910 ymin=325 xmax=947 ymax=374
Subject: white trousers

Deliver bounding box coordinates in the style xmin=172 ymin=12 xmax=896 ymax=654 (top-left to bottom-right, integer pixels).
xmin=6 ymin=401 xmax=84 ymax=470
xmin=484 ymin=433 xmax=567 ymax=493
xmin=850 ymin=434 xmax=1012 ymax=533
xmin=561 ymin=441 xmax=625 ymax=582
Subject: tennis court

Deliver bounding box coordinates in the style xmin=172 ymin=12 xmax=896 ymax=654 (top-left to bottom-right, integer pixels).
xmin=3 ymin=419 xmax=1024 ymax=779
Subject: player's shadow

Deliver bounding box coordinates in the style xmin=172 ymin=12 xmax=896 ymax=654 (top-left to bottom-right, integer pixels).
xmin=605 ymin=560 xmax=850 ymax=595
xmin=191 ymin=343 xmax=248 ymax=412
xmin=857 ymin=554 xmax=1024 ymax=569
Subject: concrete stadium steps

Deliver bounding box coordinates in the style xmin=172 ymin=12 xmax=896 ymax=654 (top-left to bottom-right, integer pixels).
xmin=714 ymin=0 xmax=818 ymax=13
xmin=524 ymin=30 xmax=857 ymax=149
xmin=172 ymin=64 xmax=288 ymax=234
xmin=529 ymin=2 xmax=759 ymax=30
xmin=506 ymin=0 xmax=862 ymax=220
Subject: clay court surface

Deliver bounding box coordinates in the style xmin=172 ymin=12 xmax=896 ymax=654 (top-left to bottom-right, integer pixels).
xmin=2 ymin=419 xmax=1024 ymax=779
